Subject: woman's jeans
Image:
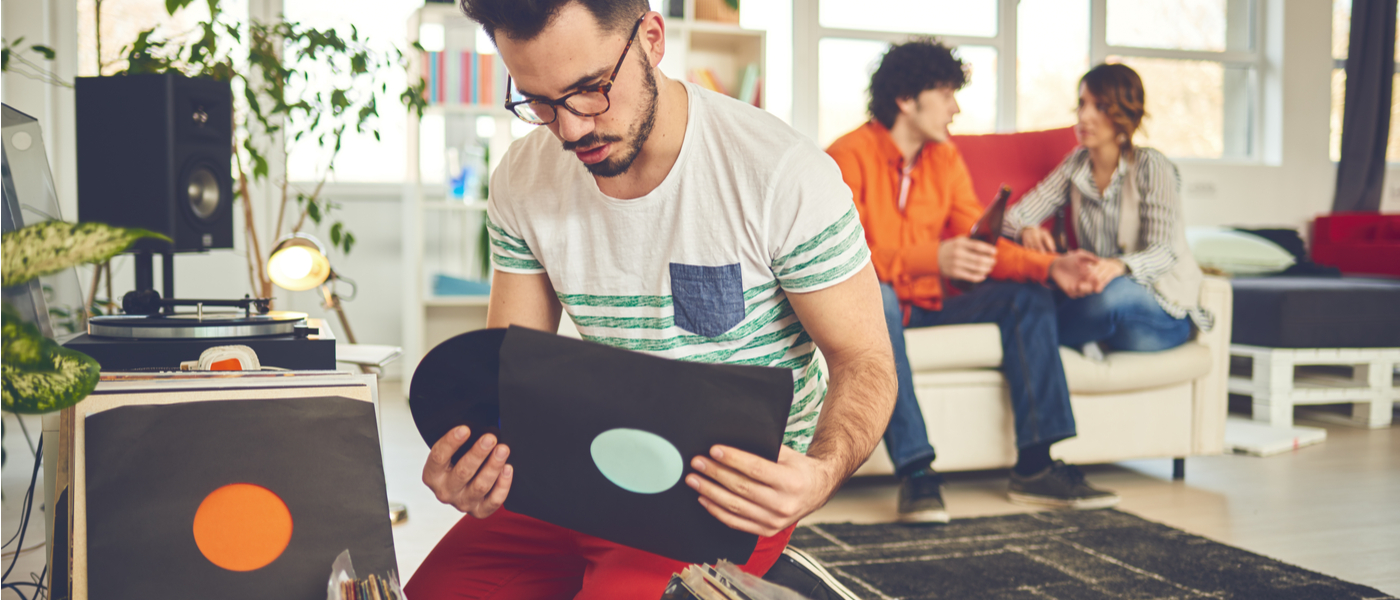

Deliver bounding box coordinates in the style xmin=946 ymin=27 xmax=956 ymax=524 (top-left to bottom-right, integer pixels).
xmin=879 ymin=281 xmax=1077 ymax=475
xmin=1056 ymin=276 xmax=1192 ymax=352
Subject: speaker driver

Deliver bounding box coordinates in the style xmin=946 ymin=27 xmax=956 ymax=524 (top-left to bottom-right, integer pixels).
xmin=185 ymin=164 xmax=222 ymax=221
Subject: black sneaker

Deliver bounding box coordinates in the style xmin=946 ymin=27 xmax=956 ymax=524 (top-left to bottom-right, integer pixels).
xmin=1008 ymin=460 xmax=1120 ymax=509
xmin=897 ymin=468 xmax=949 ymax=523
xmin=762 ymin=546 xmax=863 ymax=600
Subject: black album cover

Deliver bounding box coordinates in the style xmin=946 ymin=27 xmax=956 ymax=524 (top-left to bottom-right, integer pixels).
xmin=497 ymin=326 xmax=793 ymax=565
xmin=83 ymin=396 xmax=397 ymax=599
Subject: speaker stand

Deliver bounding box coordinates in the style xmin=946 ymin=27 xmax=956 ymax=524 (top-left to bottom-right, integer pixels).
xmin=133 ymin=250 xmax=177 ymax=315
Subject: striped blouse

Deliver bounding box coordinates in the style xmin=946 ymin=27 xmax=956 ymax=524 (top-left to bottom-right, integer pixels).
xmin=1003 ymin=147 xmax=1213 ymax=329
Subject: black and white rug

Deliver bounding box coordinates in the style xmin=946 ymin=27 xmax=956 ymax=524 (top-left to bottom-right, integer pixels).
xmin=788 ymin=510 xmax=1395 ymax=600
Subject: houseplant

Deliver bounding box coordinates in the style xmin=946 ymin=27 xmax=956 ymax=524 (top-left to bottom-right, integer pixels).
xmin=2 ymin=221 xmax=165 ymax=414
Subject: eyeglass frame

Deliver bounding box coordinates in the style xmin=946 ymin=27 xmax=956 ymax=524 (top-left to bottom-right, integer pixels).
xmin=503 ymin=14 xmax=647 ymax=125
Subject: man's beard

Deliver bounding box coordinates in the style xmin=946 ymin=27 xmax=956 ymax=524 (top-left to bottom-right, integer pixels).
xmin=562 ymin=64 xmax=659 ymax=178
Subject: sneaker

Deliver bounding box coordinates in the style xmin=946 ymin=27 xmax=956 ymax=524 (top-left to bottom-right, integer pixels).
xmin=762 ymin=546 xmax=863 ymax=600
xmin=1008 ymin=460 xmax=1120 ymax=509
xmin=897 ymin=468 xmax=949 ymax=523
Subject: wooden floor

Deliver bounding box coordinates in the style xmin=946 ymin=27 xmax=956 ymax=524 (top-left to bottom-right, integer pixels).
xmin=3 ymin=391 xmax=1396 ymax=598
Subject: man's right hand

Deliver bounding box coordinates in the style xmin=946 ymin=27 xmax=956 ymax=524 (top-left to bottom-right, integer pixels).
xmin=422 ymin=426 xmax=513 ymax=518
xmin=1019 ymin=226 xmax=1058 ymax=253
xmin=938 ymin=236 xmax=998 ymax=283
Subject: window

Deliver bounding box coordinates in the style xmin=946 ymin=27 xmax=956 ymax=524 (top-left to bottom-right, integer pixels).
xmin=1097 ymin=0 xmax=1261 ymax=159
xmin=77 ymin=0 xmax=248 ymax=76
xmin=1330 ymin=0 xmax=1400 ymax=162
xmin=806 ymin=0 xmax=1007 ymax=148
xmin=796 ymin=0 xmax=1267 ymax=160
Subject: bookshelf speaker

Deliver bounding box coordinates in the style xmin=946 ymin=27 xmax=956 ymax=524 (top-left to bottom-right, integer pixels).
xmin=76 ymin=73 xmax=234 ymax=253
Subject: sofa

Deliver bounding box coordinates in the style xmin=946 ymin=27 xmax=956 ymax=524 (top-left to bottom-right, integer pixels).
xmin=1311 ymin=212 xmax=1400 ymax=278
xmin=851 ymin=127 xmax=1233 ymax=478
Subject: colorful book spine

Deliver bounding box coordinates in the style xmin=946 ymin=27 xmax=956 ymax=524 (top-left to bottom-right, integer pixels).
xmin=420 ymin=51 xmax=503 ymax=107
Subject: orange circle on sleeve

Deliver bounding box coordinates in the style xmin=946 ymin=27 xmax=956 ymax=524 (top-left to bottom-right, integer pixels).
xmin=192 ymin=483 xmax=294 ymax=572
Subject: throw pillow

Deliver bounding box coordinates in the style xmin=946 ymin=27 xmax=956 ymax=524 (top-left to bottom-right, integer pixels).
xmin=1185 ymin=227 xmax=1297 ymax=275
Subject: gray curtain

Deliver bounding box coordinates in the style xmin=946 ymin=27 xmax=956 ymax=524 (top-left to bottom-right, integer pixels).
xmin=1334 ymin=0 xmax=1398 ymax=213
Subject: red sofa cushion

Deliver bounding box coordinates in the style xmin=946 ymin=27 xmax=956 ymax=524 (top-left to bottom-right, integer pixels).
xmin=950 ymin=126 xmax=1079 ymax=208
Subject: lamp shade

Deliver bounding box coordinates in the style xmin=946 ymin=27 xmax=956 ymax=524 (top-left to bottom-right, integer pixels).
xmin=268 ymin=234 xmax=332 ymax=292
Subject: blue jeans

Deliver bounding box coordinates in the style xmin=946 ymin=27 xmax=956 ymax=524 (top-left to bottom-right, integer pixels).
xmin=1056 ymin=276 xmax=1192 ymax=351
xmin=879 ymin=281 xmax=1078 ymax=475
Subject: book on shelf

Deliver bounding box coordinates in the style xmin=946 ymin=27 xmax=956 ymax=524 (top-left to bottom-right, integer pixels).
xmin=421 ymin=51 xmax=503 ymax=107
xmin=687 ymin=67 xmax=727 ymax=96
xmin=736 ymin=63 xmax=761 ymax=107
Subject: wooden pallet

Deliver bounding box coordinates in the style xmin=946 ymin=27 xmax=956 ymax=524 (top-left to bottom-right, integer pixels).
xmin=1229 ymin=345 xmax=1399 ymax=429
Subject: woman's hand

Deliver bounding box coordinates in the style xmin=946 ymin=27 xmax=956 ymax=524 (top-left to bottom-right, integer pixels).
xmin=1089 ymin=258 xmax=1126 ymax=293
xmin=1019 ymin=226 xmax=1057 ymax=253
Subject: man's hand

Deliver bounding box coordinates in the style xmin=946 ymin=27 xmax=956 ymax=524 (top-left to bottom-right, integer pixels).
xmin=1020 ymin=226 xmax=1058 ymax=253
xmin=938 ymin=236 xmax=997 ymax=283
xmin=1088 ymin=258 xmax=1127 ymax=293
xmin=422 ymin=426 xmax=514 ymax=518
xmin=1049 ymin=249 xmax=1100 ymax=298
xmin=686 ymin=445 xmax=840 ymax=537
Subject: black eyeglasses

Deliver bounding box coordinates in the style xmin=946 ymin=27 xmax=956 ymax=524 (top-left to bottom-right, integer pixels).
xmin=504 ymin=15 xmax=646 ymax=125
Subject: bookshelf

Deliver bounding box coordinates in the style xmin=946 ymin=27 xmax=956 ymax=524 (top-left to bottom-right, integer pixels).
xmin=400 ymin=1 xmax=766 ymax=393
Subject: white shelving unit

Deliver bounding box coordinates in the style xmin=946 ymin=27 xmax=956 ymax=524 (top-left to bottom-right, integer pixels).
xmin=401 ymin=1 xmax=766 ymax=392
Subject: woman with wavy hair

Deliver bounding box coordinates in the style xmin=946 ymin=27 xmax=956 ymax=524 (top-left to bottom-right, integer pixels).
xmin=1004 ymin=63 xmax=1212 ymax=353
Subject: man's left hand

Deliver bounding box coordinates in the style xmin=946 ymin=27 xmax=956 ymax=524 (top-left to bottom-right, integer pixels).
xmin=686 ymin=445 xmax=840 ymax=537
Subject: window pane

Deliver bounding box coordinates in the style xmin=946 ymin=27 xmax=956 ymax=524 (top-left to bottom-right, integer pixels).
xmin=817 ymin=39 xmax=996 ymax=148
xmin=817 ymin=38 xmax=885 ymax=148
xmin=949 ymin=46 xmax=997 ymax=135
xmin=1332 ymin=0 xmax=1350 ymax=60
xmin=1017 ymin=0 xmax=1090 ymax=132
xmin=1114 ymin=57 xmax=1226 ymax=159
xmin=1106 ymin=0 xmax=1252 ymax=53
xmin=77 ymin=0 xmax=247 ymax=76
xmin=1331 ymin=69 xmax=1345 ymax=162
xmin=819 ymin=0 xmax=997 ymax=38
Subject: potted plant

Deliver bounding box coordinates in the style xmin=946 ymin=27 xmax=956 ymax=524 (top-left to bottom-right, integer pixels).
xmin=2 ymin=221 xmax=165 ymax=413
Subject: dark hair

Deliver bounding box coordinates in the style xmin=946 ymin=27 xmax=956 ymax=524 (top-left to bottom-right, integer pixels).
xmin=461 ymin=0 xmax=649 ymax=44
xmin=1080 ymin=63 xmax=1147 ymax=151
xmin=868 ymin=37 xmax=968 ymax=130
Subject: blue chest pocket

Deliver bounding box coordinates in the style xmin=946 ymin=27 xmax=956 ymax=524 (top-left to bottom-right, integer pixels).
xmin=670 ymin=263 xmax=744 ymax=338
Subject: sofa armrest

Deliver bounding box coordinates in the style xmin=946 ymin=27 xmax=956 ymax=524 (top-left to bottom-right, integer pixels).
xmin=1190 ymin=276 xmax=1233 ymax=455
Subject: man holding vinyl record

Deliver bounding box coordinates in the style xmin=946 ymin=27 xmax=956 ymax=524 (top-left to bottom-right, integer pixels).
xmin=406 ymin=1 xmax=896 ymax=598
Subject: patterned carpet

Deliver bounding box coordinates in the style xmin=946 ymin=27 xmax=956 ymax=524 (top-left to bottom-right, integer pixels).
xmin=788 ymin=510 xmax=1395 ymax=600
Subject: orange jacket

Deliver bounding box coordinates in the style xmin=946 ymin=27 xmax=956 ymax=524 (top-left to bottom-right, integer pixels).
xmin=826 ymin=121 xmax=1056 ymax=312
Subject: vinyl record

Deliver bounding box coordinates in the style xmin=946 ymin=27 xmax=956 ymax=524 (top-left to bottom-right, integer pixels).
xmin=408 ymin=327 xmax=506 ymax=465
xmin=84 ymin=396 xmax=397 ymax=598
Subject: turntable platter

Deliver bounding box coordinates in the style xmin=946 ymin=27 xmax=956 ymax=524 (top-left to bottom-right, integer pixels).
xmin=88 ymin=311 xmax=310 ymax=339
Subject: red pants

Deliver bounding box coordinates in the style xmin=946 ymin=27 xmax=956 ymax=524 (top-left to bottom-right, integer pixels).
xmin=404 ymin=508 xmax=794 ymax=599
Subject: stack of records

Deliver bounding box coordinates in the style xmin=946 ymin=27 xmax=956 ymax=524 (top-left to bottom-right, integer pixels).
xmin=662 ymin=561 xmax=810 ymax=600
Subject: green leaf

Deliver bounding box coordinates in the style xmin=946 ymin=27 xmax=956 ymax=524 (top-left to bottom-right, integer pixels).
xmin=342 ymin=232 xmax=356 ymax=255
xmin=166 ymin=0 xmax=196 ymax=15
xmin=2 ymin=303 xmax=100 ymax=414
xmin=2 ymin=221 xmax=168 ymax=288
xmin=330 ymin=222 xmax=343 ymax=246
xmin=30 ymin=45 xmax=55 ymax=60
xmin=307 ymin=201 xmax=322 ymax=224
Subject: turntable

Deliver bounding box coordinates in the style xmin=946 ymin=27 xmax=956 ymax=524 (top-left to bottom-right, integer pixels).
xmin=61 ymin=290 xmax=337 ymax=371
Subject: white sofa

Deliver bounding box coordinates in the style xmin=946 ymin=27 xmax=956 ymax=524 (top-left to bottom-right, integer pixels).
xmin=852 ymin=276 xmax=1234 ymax=478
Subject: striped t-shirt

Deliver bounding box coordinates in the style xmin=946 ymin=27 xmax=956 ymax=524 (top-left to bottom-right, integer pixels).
xmin=486 ymin=82 xmax=870 ymax=453
xmin=1003 ymin=146 xmax=1213 ymax=329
